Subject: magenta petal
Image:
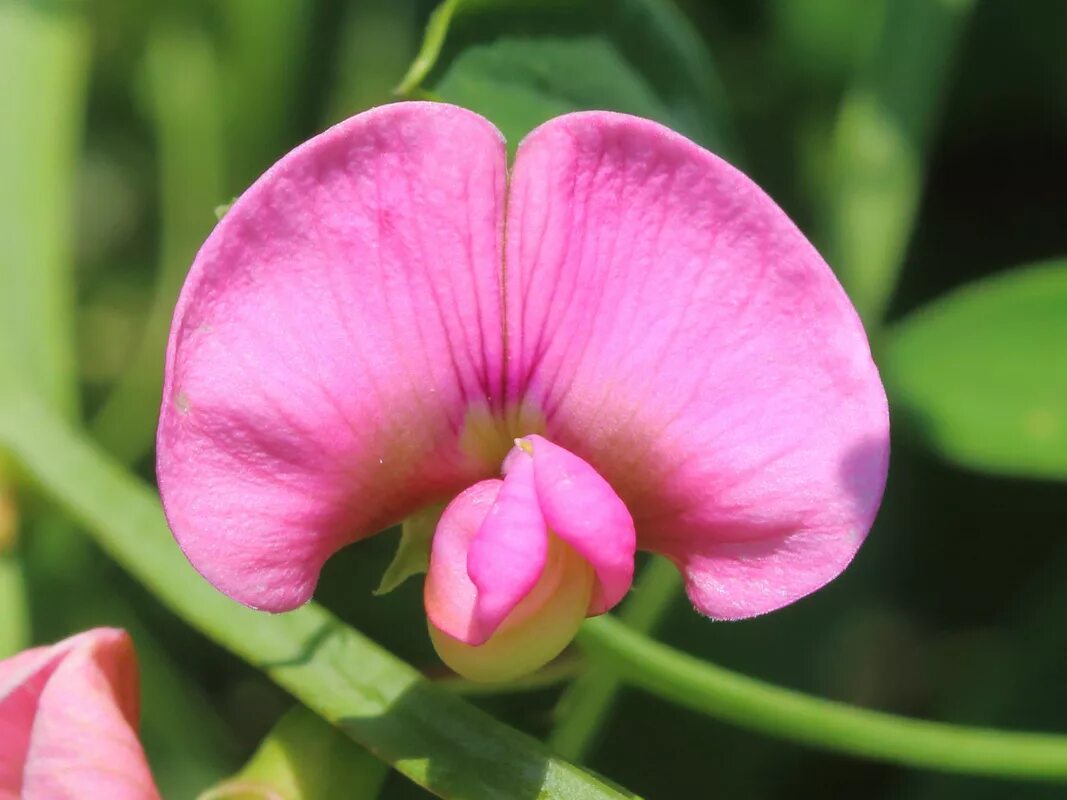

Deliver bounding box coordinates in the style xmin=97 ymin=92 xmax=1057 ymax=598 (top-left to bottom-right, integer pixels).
xmin=524 ymin=436 xmax=634 ymax=614
xmin=505 ymin=112 xmax=889 ymax=619
xmin=466 ymin=452 xmax=548 ymax=642
xmin=157 ymin=102 xmax=508 ymax=611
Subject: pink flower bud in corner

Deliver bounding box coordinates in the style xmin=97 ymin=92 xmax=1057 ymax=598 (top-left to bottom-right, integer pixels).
xmin=0 ymin=628 xmax=159 ymax=800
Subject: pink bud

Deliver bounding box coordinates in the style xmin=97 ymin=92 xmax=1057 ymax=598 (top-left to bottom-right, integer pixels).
xmin=0 ymin=629 xmax=159 ymax=799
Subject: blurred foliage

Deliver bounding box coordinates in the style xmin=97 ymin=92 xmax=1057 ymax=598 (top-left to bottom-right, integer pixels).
xmin=203 ymin=706 xmax=388 ymax=800
xmin=885 ymin=261 xmax=1067 ymax=480
xmin=2 ymin=0 xmax=1067 ymax=798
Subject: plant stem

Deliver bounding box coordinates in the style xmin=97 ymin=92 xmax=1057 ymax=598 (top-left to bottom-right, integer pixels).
xmin=549 ymin=557 xmax=682 ymax=760
xmin=578 ymin=615 xmax=1067 ymax=782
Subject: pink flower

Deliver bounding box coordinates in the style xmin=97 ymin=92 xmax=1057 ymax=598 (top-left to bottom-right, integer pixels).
xmin=0 ymin=628 xmax=159 ymax=799
xmin=157 ymin=102 xmax=888 ymax=680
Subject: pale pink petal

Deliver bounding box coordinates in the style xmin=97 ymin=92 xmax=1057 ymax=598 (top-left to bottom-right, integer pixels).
xmin=504 ymin=112 xmax=888 ymax=619
xmin=157 ymin=102 xmax=508 ymax=611
xmin=0 ymin=645 xmax=62 ymax=798
xmin=0 ymin=630 xmax=157 ymax=800
xmin=424 ymin=480 xmax=505 ymax=644
xmin=523 ymin=435 xmax=635 ymax=614
xmin=465 ymin=452 xmax=548 ymax=642
xmin=22 ymin=629 xmax=157 ymax=800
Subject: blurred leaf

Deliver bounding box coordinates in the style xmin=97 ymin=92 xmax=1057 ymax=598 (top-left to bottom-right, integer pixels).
xmin=91 ymin=22 xmax=225 ymax=464
xmin=324 ymin=0 xmax=417 ymax=125
xmin=824 ymin=0 xmax=975 ymax=325
xmin=399 ymin=0 xmax=735 ymax=156
xmin=883 ymin=260 xmax=1067 ymax=479
xmin=771 ymin=0 xmax=884 ymax=86
xmin=0 ymin=394 xmax=639 ymax=800
xmin=0 ymin=0 xmax=90 ymax=658
xmin=0 ymin=552 xmax=28 ymax=659
xmin=219 ymin=0 xmax=315 ymax=190
xmin=202 ymin=706 xmax=388 ymax=800
xmin=0 ymin=1 xmax=89 ymax=415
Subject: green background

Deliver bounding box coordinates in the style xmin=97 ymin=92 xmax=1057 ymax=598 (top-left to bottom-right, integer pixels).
xmin=3 ymin=0 xmax=1067 ymax=797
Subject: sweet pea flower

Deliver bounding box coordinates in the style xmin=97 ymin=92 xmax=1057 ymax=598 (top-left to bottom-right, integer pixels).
xmin=157 ymin=102 xmax=888 ymax=681
xmin=0 ymin=628 xmax=159 ymax=799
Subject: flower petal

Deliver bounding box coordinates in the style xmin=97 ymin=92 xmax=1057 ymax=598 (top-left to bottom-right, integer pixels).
xmin=524 ymin=435 xmax=634 ymax=614
xmin=0 ymin=645 xmax=62 ymax=798
xmin=0 ymin=630 xmax=156 ymax=800
xmin=157 ymin=102 xmax=508 ymax=611
xmin=21 ymin=629 xmax=157 ymax=800
xmin=423 ymin=479 xmax=507 ymax=644
xmin=425 ymin=467 xmax=550 ymax=646
xmin=465 ymin=452 xmax=548 ymax=642
xmin=505 ymin=112 xmax=888 ymax=619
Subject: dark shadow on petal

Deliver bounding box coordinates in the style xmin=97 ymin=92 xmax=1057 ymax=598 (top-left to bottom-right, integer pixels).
xmin=838 ymin=433 xmax=893 ymax=527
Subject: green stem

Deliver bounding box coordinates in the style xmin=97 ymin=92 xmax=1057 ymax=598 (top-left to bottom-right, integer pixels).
xmin=549 ymin=557 xmax=681 ymax=760
xmin=824 ymin=0 xmax=975 ymax=325
xmin=578 ymin=615 xmax=1067 ymax=782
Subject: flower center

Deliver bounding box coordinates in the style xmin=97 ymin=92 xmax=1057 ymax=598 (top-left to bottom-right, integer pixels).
xmin=424 ymin=435 xmax=636 ymax=682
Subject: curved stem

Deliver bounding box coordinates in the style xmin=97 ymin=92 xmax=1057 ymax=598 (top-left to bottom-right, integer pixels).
xmin=549 ymin=557 xmax=681 ymax=760
xmin=578 ymin=615 xmax=1067 ymax=782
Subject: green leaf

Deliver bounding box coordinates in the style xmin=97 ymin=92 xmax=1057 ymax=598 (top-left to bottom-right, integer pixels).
xmin=883 ymin=260 xmax=1067 ymax=479
xmin=202 ymin=706 xmax=387 ymax=800
xmin=0 ymin=394 xmax=639 ymax=800
xmin=375 ymin=505 xmax=443 ymax=596
xmin=399 ymin=0 xmax=736 ymax=156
